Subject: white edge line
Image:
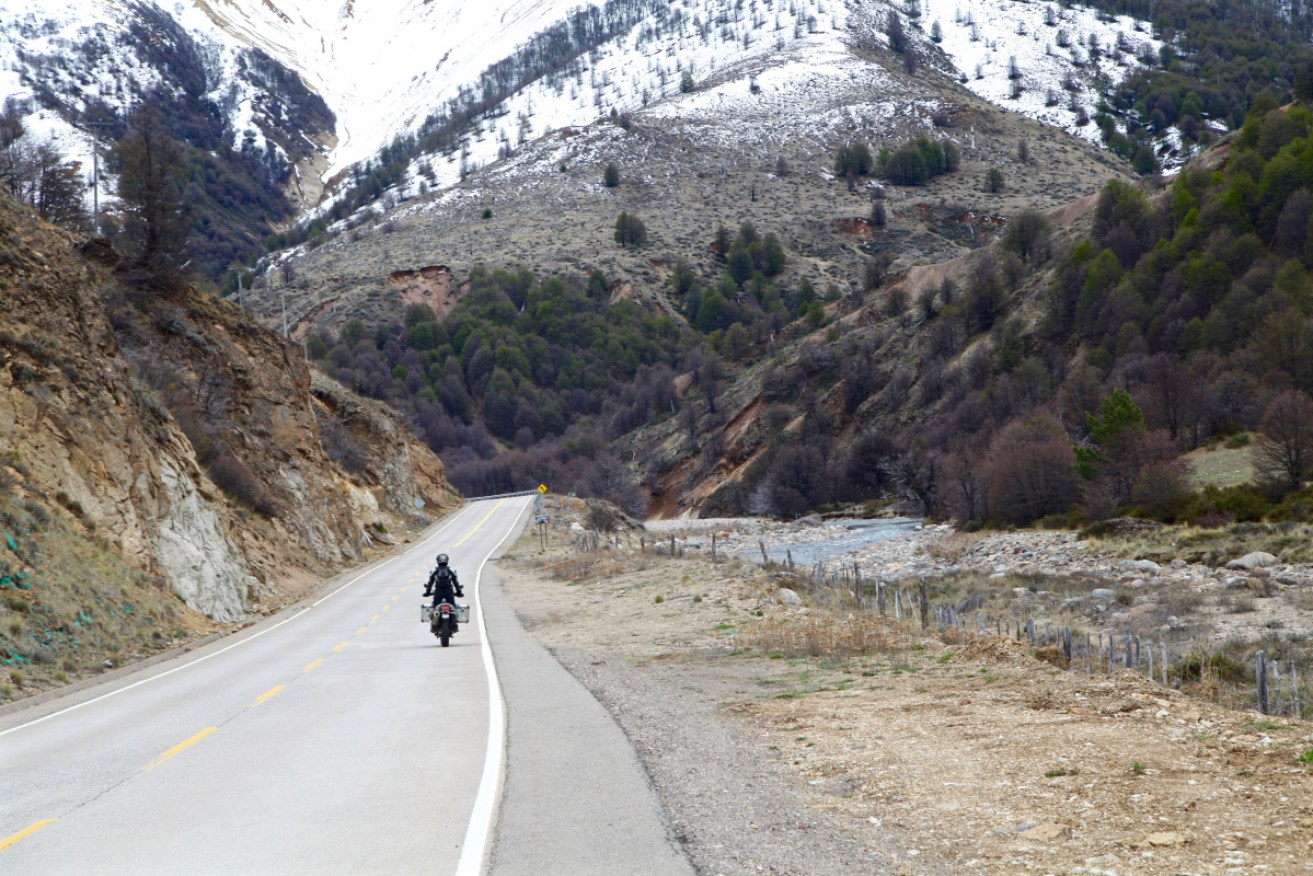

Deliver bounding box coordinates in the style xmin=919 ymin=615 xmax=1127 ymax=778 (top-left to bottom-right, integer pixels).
xmin=0 ymin=504 xmax=478 ymax=739
xmin=455 ymin=496 xmax=534 ymax=876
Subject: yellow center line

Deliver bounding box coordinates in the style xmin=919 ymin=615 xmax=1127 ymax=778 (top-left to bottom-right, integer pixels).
xmin=148 ymin=727 xmax=217 ymax=769
xmin=356 ymin=627 xmax=367 ymax=635
xmin=382 ymin=604 xmax=391 ymax=612
xmin=391 ymin=595 xmax=399 ymax=602
xmin=0 ymin=818 xmax=56 ymax=852
xmin=333 ymin=641 xmax=349 ymax=652
xmin=453 ymin=499 xmax=507 ymax=547
xmin=253 ymin=685 xmax=285 ymax=706
xmin=304 ymin=658 xmax=324 ymax=671
xmin=371 ymin=614 xmax=381 ymax=622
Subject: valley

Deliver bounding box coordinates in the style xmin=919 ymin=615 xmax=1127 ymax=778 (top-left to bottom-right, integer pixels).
xmin=3 ymin=0 xmax=1313 ymax=870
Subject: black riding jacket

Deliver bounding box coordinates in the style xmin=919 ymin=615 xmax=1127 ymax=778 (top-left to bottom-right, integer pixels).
xmin=428 ymin=565 xmax=462 ymax=605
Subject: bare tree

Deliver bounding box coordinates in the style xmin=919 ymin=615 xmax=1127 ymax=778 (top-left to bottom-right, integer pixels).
xmin=1255 ymin=389 xmax=1313 ymax=496
xmin=986 ymin=415 xmax=1078 ymax=524
xmin=940 ymin=442 xmax=989 ymax=524
xmin=882 ymin=446 xmax=942 ymax=518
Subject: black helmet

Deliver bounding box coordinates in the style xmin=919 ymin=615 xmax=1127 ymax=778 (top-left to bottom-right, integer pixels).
xmin=436 ymin=553 xmax=448 ymax=565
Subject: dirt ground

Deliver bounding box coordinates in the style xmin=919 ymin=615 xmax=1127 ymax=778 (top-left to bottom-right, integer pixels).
xmin=495 ymin=519 xmax=1313 ymax=875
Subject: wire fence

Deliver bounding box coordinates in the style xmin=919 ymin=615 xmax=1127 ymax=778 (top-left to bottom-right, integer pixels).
xmin=577 ymin=527 xmax=1311 ymax=720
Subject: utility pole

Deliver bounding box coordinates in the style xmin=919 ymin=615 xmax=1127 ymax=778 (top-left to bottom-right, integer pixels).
xmin=73 ymin=120 xmax=114 ymax=229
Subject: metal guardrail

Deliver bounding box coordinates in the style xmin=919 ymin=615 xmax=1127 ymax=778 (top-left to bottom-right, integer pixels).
xmin=463 ymin=490 xmax=540 ymax=501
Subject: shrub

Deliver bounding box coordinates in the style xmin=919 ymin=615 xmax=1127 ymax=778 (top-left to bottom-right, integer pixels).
xmin=1185 ymin=485 xmax=1271 ymax=524
xmin=207 ymin=449 xmax=280 ymax=517
xmin=1131 ymin=460 xmax=1192 ymax=521
xmin=1172 ymin=652 xmax=1249 ymax=684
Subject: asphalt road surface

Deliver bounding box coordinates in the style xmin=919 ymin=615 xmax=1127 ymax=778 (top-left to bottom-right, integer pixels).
xmin=0 ymin=496 xmax=693 ymax=875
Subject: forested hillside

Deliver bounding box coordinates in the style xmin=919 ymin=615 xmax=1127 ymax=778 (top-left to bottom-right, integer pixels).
xmin=1082 ymin=0 xmax=1313 ymax=163
xmin=713 ymin=90 xmax=1313 ymax=527
xmin=306 ymin=266 xmax=688 ymax=511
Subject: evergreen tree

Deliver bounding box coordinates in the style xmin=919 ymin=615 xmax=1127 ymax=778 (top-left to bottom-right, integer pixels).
xmin=113 ymin=104 xmax=191 ymax=285
xmin=614 ymin=211 xmax=647 ymax=247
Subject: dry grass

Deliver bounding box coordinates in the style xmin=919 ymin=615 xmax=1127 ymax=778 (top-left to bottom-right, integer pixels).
xmin=1089 ymin=521 xmax=1313 ymax=565
xmin=918 ymin=530 xmax=985 ymax=563
xmin=1183 ymin=438 xmax=1256 ymax=489
xmin=0 ymin=492 xmax=214 ymax=701
xmin=744 ymin=611 xmax=902 ymax=659
xmin=544 ymin=551 xmax=628 ymax=583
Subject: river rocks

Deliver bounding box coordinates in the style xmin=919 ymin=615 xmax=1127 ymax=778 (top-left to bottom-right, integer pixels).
xmin=1122 ymin=559 xmax=1161 ymax=574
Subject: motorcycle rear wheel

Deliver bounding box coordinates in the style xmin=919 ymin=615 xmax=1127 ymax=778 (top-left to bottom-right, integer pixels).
xmin=439 ymin=616 xmax=451 ymax=647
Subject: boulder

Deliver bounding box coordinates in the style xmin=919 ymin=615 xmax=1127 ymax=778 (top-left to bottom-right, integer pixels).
xmin=775 ymin=588 xmax=803 ymax=606
xmin=1227 ymin=551 xmax=1277 ymax=571
xmin=1019 ymin=822 xmax=1071 ymax=842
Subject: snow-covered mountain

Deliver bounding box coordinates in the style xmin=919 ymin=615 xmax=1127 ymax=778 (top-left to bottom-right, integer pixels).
xmin=0 ymin=0 xmax=1161 ymax=217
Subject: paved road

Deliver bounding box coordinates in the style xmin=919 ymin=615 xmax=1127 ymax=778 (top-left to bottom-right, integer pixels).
xmin=0 ymin=496 xmax=694 ymax=875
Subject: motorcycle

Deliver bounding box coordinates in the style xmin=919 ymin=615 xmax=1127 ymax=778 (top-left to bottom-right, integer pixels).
xmin=421 ymin=600 xmax=470 ymax=647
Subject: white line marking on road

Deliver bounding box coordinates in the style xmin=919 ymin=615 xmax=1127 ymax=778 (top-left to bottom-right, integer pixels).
xmin=456 ymin=497 xmax=534 ymax=876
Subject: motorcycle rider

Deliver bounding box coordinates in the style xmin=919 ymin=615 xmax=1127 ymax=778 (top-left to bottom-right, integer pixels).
xmin=424 ymin=553 xmax=464 ymax=633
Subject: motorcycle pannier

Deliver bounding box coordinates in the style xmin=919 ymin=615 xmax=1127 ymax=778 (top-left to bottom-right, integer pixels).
xmin=421 ymin=604 xmax=471 ymax=624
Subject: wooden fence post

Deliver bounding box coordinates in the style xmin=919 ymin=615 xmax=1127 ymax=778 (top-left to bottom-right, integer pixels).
xmin=918 ymin=578 xmax=929 ymax=631
xmin=1256 ymin=651 xmax=1269 ymax=715
xmin=1292 ymin=660 xmax=1302 ymax=719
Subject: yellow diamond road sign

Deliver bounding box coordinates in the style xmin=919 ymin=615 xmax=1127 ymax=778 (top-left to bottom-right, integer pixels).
xmin=537 ymin=484 xmax=548 ymax=494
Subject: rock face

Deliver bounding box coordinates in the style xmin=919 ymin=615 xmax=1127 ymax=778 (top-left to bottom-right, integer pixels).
xmin=0 ymin=193 xmax=459 ymax=622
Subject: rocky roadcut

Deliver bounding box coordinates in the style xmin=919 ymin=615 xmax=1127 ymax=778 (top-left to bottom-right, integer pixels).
xmin=497 ymin=509 xmax=1313 ymax=875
